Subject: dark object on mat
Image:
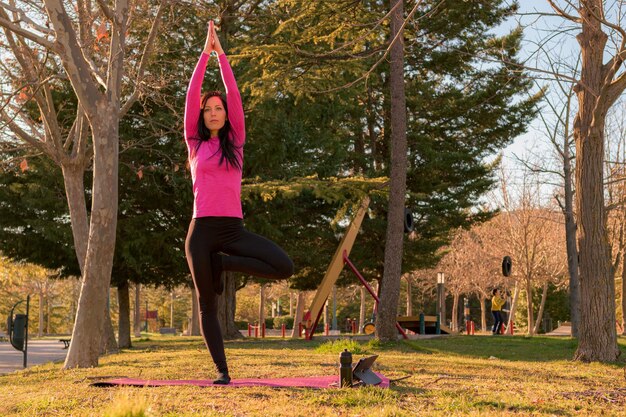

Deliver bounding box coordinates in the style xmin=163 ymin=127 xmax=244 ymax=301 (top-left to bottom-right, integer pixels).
xmin=340 ymin=349 xmax=353 ymax=388
xmin=502 ymin=256 xmax=512 ymax=277
xmin=352 ymin=355 xmax=382 ymax=386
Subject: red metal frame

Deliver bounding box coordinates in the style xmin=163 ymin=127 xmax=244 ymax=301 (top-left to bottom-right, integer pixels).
xmin=342 ymin=250 xmax=408 ymax=340
xmin=304 ymin=250 xmax=409 ymax=340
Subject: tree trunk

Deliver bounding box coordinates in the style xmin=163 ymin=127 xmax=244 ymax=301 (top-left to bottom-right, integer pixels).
xmin=117 ymin=281 xmax=131 ymax=348
xmin=533 ymin=282 xmax=549 ymax=335
xmin=376 ymin=0 xmax=407 ymax=341
xmin=101 ymin=301 xmax=119 ymax=355
xmin=46 ymin=289 xmax=50 ymax=335
xmin=291 ymin=291 xmax=305 ymax=338
xmin=61 ymin=163 xmax=89 ymax=272
xmin=562 ymin=130 xmax=580 ymax=337
xmin=289 ymin=292 xmax=294 ymax=317
xmin=526 ymin=278 xmax=534 ymax=336
xmin=451 ymin=293 xmax=459 ymax=332
xmin=259 ymin=284 xmax=266 ymax=327
xmin=622 ymin=262 xmax=626 ymax=335
xmin=133 ymin=283 xmax=142 ymax=337
xmin=218 ymin=272 xmax=244 ymax=340
xmin=507 ymin=284 xmax=520 ymax=333
xmin=406 ymin=277 xmax=413 ymax=316
xmin=573 ymin=0 xmax=619 ymax=361
xmin=170 ymin=291 xmax=174 ymax=327
xmin=190 ymin=285 xmax=200 ymax=336
xmin=479 ymin=296 xmax=487 ymax=333
xmin=38 ymin=290 xmax=44 ymax=338
xmin=367 ymin=82 xmax=378 ymax=171
xmin=64 ymin=118 xmax=120 ymax=368
xmin=359 ymin=286 xmax=367 ymax=332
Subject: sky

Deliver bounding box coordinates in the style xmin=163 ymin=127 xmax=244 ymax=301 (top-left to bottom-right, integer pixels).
xmin=493 ymin=1 xmax=582 ymax=204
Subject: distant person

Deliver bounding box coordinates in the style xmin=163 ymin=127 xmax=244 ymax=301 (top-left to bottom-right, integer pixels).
xmin=491 ymin=288 xmax=506 ymax=335
xmin=184 ymin=20 xmax=294 ymax=384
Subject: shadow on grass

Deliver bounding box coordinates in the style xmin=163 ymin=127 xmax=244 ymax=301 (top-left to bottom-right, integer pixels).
xmin=404 ymin=335 xmax=626 ymax=365
xmin=471 ymin=400 xmax=571 ymax=416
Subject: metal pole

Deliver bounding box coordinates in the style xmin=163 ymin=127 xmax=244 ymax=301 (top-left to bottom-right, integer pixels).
xmin=24 ymin=295 xmax=30 ymax=368
xmin=436 ymin=283 xmax=442 ymax=325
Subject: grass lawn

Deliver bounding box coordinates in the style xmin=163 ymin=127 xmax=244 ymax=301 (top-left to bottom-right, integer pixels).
xmin=1 ymin=334 xmax=626 ymax=416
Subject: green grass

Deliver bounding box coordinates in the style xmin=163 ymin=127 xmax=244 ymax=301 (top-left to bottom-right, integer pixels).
xmin=1 ymin=335 xmax=626 ymax=416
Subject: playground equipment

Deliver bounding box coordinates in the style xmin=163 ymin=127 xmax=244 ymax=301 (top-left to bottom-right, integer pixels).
xmin=7 ymin=295 xmax=30 ymax=368
xmin=301 ymin=196 xmax=437 ymax=339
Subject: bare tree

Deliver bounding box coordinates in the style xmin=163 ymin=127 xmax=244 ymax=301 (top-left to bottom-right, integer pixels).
xmin=496 ymin=168 xmax=566 ymax=335
xmin=0 ymin=0 xmax=164 ymax=367
xmin=545 ymin=0 xmax=622 ymax=361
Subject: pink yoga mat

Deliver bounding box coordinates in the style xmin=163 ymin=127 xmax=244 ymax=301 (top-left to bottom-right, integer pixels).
xmin=92 ymin=373 xmax=389 ymax=389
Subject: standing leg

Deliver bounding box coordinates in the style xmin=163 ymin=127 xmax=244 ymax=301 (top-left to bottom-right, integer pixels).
xmin=185 ymin=219 xmax=230 ymax=384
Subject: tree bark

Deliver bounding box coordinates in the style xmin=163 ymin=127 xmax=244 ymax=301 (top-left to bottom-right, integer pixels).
xmin=64 ymin=113 xmax=120 ymax=368
xmin=38 ymin=289 xmax=44 ymax=337
xmin=118 ymin=281 xmax=131 ymax=348
xmin=100 ymin=300 xmax=119 ymax=355
xmin=507 ymin=284 xmax=520 ymax=333
xmin=291 ymin=292 xmax=305 ymax=338
xmin=376 ymin=0 xmax=407 ymax=341
xmin=572 ymin=0 xmax=619 ymax=361
xmin=562 ymin=130 xmax=580 ymax=337
xmin=61 ymin=163 xmax=89 ymax=272
xmin=526 ymin=278 xmax=534 ymax=336
xmin=406 ymin=277 xmax=413 ymax=316
xmin=217 ymin=272 xmax=244 ymax=340
xmin=133 ymin=283 xmax=142 ymax=337
xmin=259 ymin=284 xmax=266 ymax=326
xmin=451 ymin=293 xmax=459 ymax=332
xmin=533 ymin=282 xmax=549 ymax=335
xmin=359 ymin=286 xmax=367 ymax=332
xmin=479 ymin=296 xmax=487 ymax=333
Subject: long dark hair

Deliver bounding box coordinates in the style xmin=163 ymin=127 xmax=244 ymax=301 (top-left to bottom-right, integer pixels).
xmin=194 ymin=91 xmax=242 ymax=170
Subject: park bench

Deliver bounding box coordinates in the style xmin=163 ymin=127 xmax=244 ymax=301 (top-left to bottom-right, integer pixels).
xmin=159 ymin=327 xmax=177 ymax=335
xmin=59 ymin=338 xmax=71 ymax=349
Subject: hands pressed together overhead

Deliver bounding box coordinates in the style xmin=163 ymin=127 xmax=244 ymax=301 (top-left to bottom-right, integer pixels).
xmin=204 ymin=20 xmax=224 ymax=56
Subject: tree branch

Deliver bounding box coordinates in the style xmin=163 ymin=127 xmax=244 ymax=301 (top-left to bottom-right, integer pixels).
xmin=0 ymin=13 xmax=56 ymax=51
xmin=95 ymin=0 xmax=115 ymax=22
xmin=547 ymin=0 xmax=582 ymax=24
xmin=120 ymin=0 xmax=165 ymax=117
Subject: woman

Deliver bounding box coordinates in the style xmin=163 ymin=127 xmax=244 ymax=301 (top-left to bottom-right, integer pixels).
xmin=184 ymin=21 xmax=294 ymax=384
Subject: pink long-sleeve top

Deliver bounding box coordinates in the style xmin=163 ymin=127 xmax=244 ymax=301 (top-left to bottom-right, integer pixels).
xmin=185 ymin=52 xmax=246 ymax=218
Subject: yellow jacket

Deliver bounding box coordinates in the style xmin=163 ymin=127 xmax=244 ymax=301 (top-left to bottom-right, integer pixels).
xmin=491 ymin=295 xmax=505 ymax=311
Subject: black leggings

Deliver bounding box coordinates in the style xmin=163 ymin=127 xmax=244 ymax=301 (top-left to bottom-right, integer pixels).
xmin=185 ymin=216 xmax=294 ymax=371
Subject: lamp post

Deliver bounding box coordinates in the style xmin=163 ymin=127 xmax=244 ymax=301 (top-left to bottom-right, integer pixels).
xmin=437 ymin=272 xmax=445 ymax=326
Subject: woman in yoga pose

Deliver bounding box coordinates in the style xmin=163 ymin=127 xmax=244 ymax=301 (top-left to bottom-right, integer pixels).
xmin=184 ymin=21 xmax=294 ymax=384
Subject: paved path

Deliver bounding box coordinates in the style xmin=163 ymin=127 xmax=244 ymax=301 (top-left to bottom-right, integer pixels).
xmin=545 ymin=325 xmax=572 ymax=336
xmin=0 ymin=340 xmax=67 ymax=375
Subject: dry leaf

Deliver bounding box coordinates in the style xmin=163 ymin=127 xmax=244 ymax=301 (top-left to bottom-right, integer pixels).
xmin=96 ymin=21 xmax=108 ymax=42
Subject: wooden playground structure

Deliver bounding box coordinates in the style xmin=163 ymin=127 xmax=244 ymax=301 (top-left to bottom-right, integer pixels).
xmin=300 ymin=196 xmax=456 ymax=339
